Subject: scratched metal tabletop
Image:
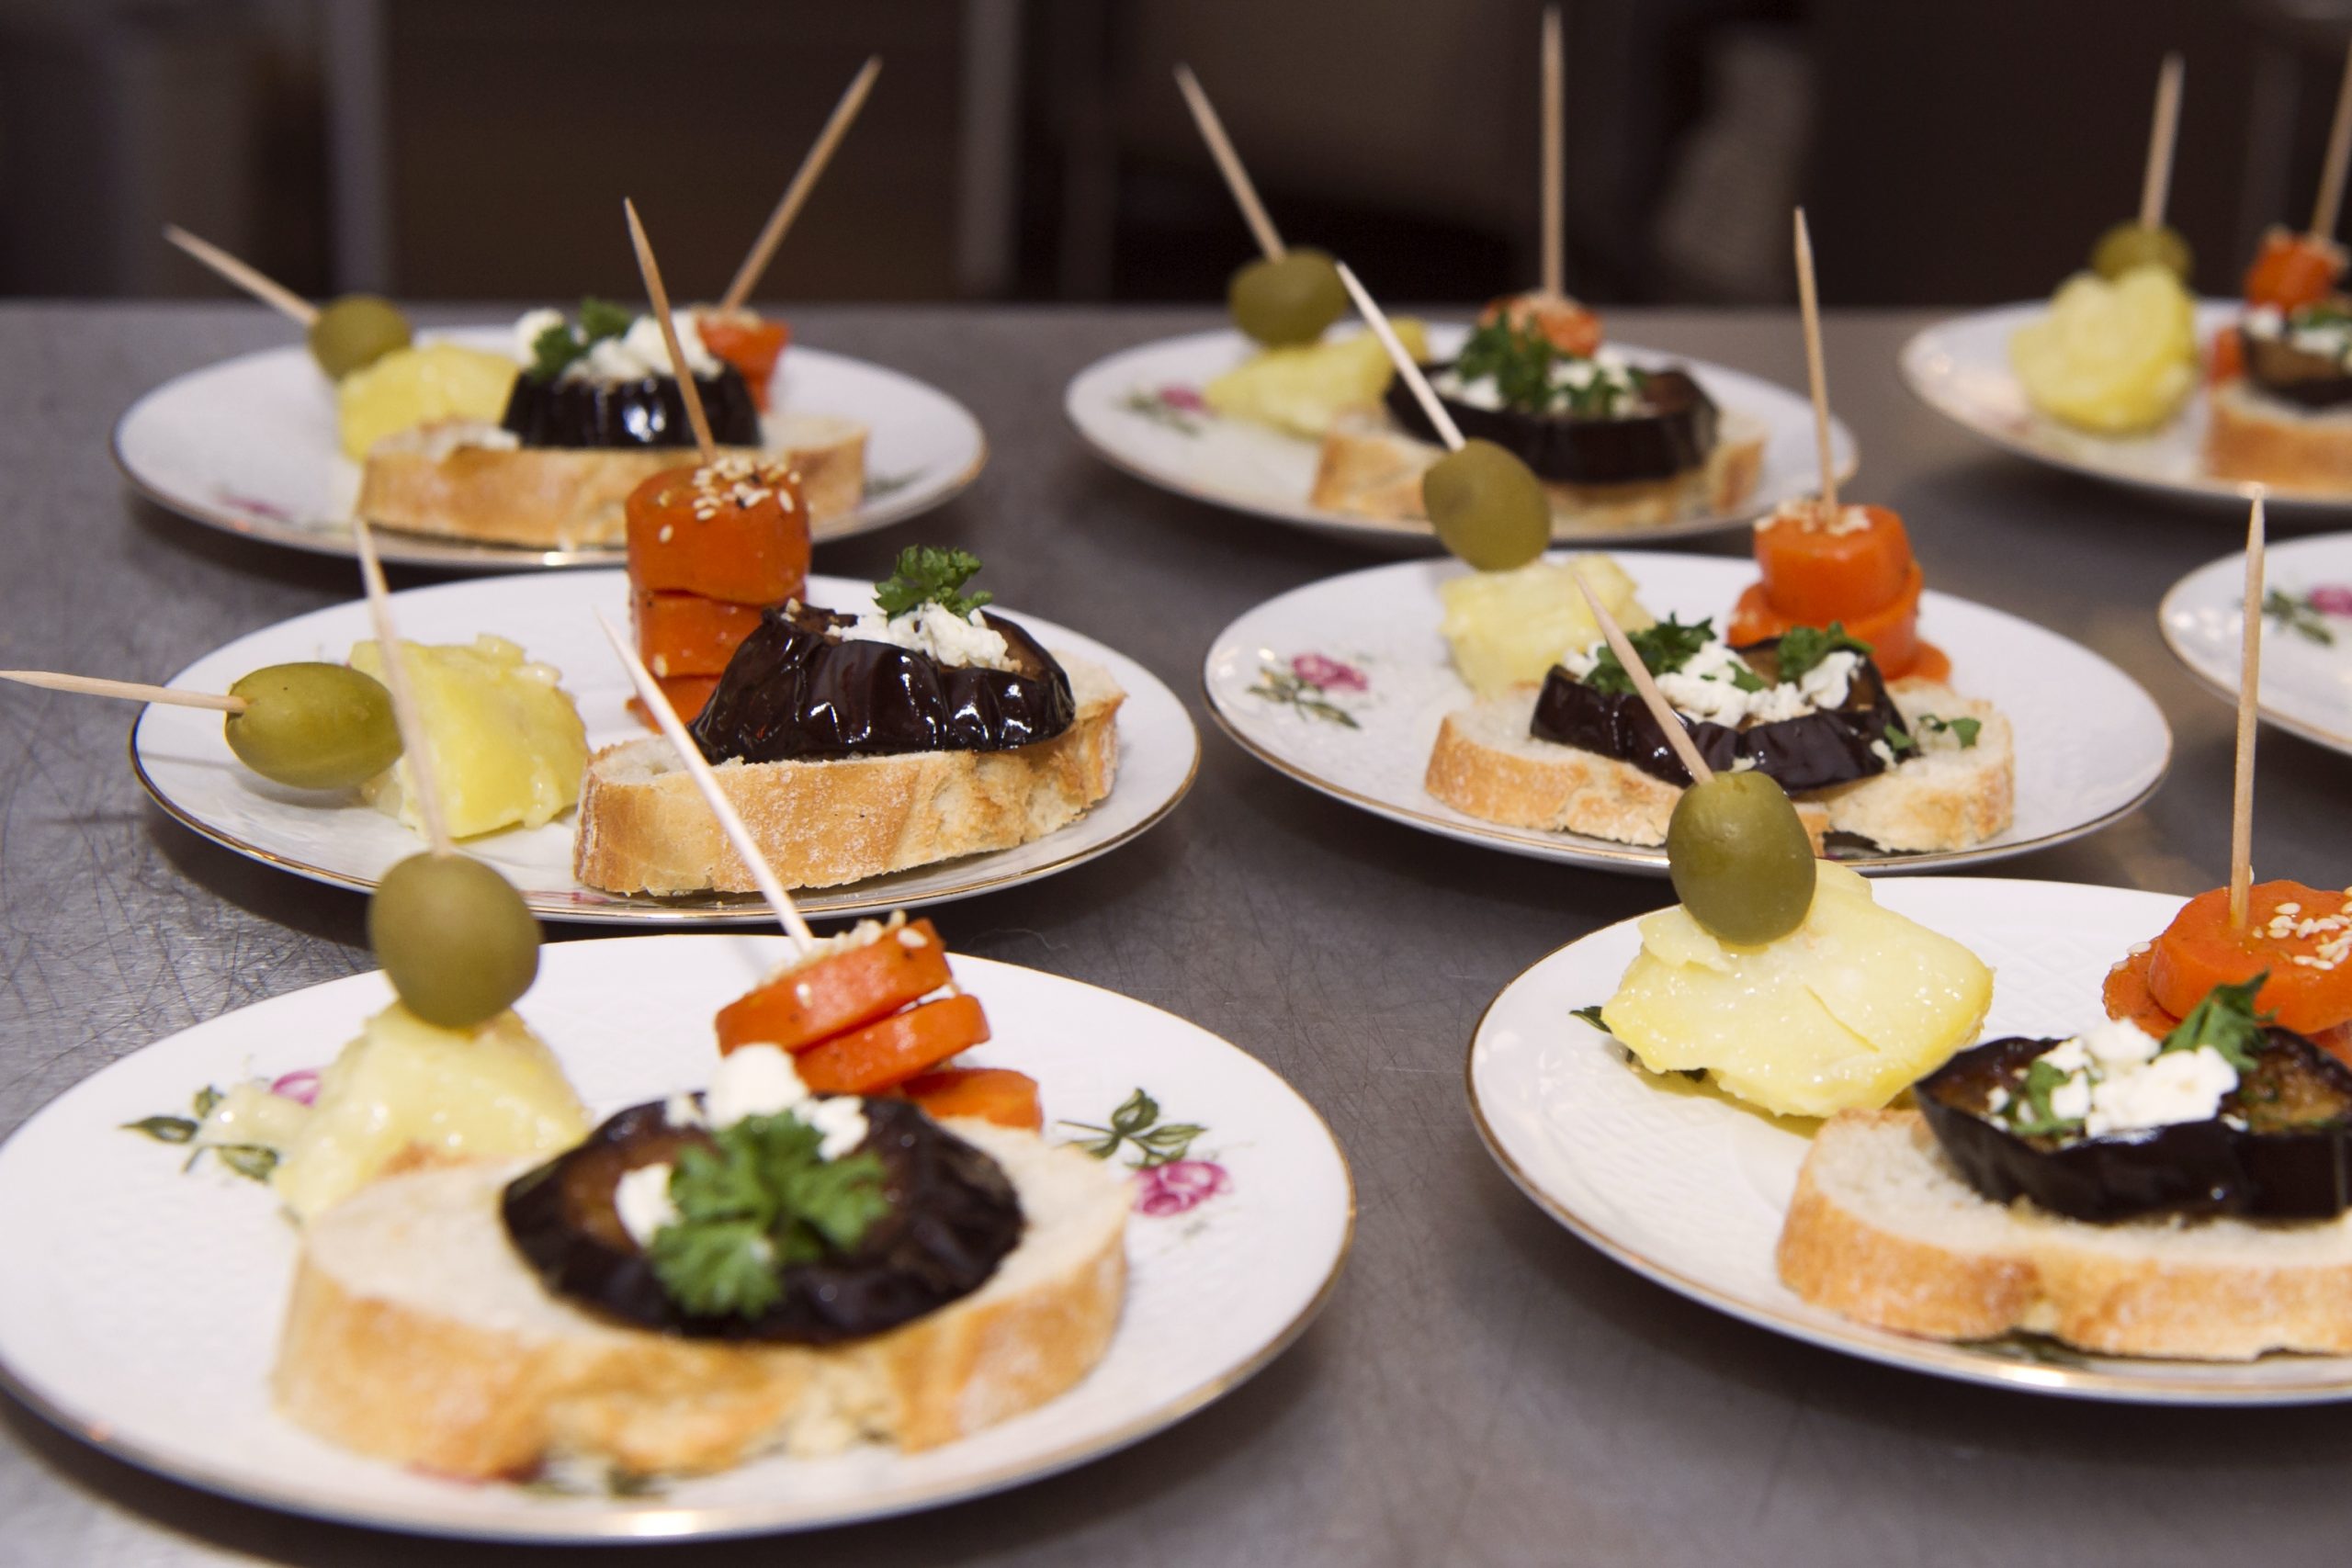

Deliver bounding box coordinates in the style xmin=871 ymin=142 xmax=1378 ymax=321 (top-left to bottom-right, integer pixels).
xmin=2 ymin=303 xmax=2348 ymax=1568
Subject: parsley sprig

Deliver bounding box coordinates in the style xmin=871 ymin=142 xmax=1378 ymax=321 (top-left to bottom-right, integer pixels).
xmin=1883 ymin=713 xmax=1980 ymax=756
xmin=1581 ymin=615 xmax=1747 ymax=694
xmin=1773 ymin=623 xmax=1872 ymax=682
xmin=526 ymin=298 xmax=635 ymax=382
xmin=874 ymin=546 xmax=994 ymax=620
xmin=645 ymin=1112 xmax=891 ymax=1320
xmin=1452 ymin=318 xmax=1645 ymax=416
xmin=2160 ymin=973 xmax=2272 ymax=1074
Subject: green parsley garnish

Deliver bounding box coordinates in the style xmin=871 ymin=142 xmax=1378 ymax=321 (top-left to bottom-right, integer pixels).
xmin=873 ymin=546 xmax=994 ymax=620
xmin=526 ymin=297 xmax=635 ymax=382
xmin=645 ymin=1112 xmax=892 ymax=1320
xmin=2159 ymin=973 xmax=2273 ymax=1075
xmin=1773 ymin=622 xmax=1872 ymax=682
xmin=1452 ymin=318 xmax=1645 ymax=416
xmin=2006 ymin=1055 xmax=2085 ymax=1138
xmin=1886 ymin=714 xmax=1981 ymax=756
xmin=1581 ymin=615 xmax=1729 ymax=694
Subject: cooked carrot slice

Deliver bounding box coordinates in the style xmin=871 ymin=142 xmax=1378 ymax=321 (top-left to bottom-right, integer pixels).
xmin=1753 ymin=502 xmax=1915 ymax=622
xmin=695 ymin=310 xmax=791 ymax=412
xmin=627 ymin=673 xmax=722 ymax=729
xmin=2207 ymin=324 xmax=2245 ymax=385
xmin=2244 ymin=228 xmax=2345 ymax=312
xmin=1728 ymin=561 xmax=1924 ymax=679
xmin=2146 ymin=881 xmax=2352 ymax=1035
xmin=634 ymin=587 xmax=767 ymax=678
xmin=716 ymin=920 xmax=952 ymax=1055
xmin=794 ymin=995 xmax=991 ymax=1095
xmin=2101 ymin=944 xmax=2177 ymax=1038
xmin=900 ymin=1067 xmax=1043 ymax=1131
xmin=624 ymin=463 xmax=808 ymax=604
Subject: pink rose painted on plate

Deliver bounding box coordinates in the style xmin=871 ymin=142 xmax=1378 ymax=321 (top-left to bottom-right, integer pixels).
xmin=269 ymin=1069 xmax=322 ymax=1106
xmin=1249 ymin=651 xmax=1369 ymax=728
xmin=1288 ymin=652 xmax=1367 ymax=692
xmin=1061 ymin=1088 xmax=1231 ymax=1218
xmin=1135 ymin=1158 xmax=1232 ymax=1216
xmin=2308 ymin=585 xmax=2352 ymax=615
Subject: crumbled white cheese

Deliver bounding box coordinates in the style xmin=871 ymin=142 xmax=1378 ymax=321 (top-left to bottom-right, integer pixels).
xmin=1795 ymin=649 xmax=1860 ymax=710
xmin=1563 ymin=632 xmax=1857 ymax=733
xmin=662 ymin=1092 xmax=706 ymax=1129
xmin=841 ymin=601 xmax=1016 ymax=671
xmin=707 ymin=1044 xmax=810 ymax=1126
xmin=513 ymin=307 xmax=565 ymax=362
xmin=799 ymin=1095 xmax=870 ymax=1161
xmin=2086 ymin=1046 xmax=2239 ymax=1137
xmin=582 ymin=310 xmax=718 ymax=380
xmin=2077 ymin=1017 xmax=2161 ymax=1072
xmin=2048 ymin=1074 xmax=2093 ymax=1123
xmin=614 ymin=1162 xmax=679 ymax=1247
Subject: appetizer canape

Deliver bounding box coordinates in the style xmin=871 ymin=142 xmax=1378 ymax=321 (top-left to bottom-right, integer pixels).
xmin=2206 ymin=240 xmax=2352 ymax=489
xmin=574 ymin=547 xmax=1124 ymax=895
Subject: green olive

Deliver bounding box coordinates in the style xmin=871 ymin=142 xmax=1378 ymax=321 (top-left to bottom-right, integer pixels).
xmin=368 ymin=852 xmax=541 ymax=1029
xmin=1227 ymin=247 xmax=1346 ymax=346
xmin=1422 ymin=438 xmax=1550 ymax=570
xmin=1666 ymin=771 xmax=1817 ymax=945
xmin=223 ymin=662 xmax=401 ymax=791
xmin=2089 ymin=221 xmax=2191 ymax=283
xmin=307 ymin=294 xmax=412 ymax=379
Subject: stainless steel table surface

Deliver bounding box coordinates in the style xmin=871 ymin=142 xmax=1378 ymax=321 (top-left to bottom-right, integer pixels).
xmin=3 ymin=303 xmax=2347 ymax=1568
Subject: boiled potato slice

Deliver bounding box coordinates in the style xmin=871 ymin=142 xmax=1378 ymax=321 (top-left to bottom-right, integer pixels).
xmin=336 ymin=341 xmax=518 ymax=460
xmin=349 ymin=634 xmax=587 ymax=840
xmin=1439 ymin=555 xmax=1654 ymax=696
xmin=1602 ymin=863 xmax=1993 ymax=1118
xmin=2008 ymin=264 xmax=2196 ymax=434
xmin=1203 ymin=321 xmax=1430 ymax=438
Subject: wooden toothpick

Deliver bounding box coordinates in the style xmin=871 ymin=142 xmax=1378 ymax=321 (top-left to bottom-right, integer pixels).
xmin=1541 ymin=4 xmax=1566 ymax=299
xmin=1570 ymin=565 xmax=1713 ymax=785
xmin=719 ymin=55 xmax=882 ymax=312
xmin=2229 ymin=490 xmax=2267 ymax=931
xmin=1335 ymin=261 xmax=1462 ymax=450
xmin=2139 ymin=51 xmax=2184 ymax=231
xmin=162 ymin=225 xmax=318 ymax=327
xmin=1174 ymin=64 xmax=1286 ymax=261
xmin=1792 ymin=208 xmax=1839 ymax=513
xmin=594 ymin=612 xmax=815 ymax=951
xmin=0 ymin=671 xmax=243 ymax=712
xmin=352 ymin=519 xmax=454 ymax=857
xmin=624 ymin=198 xmax=718 ymax=466
xmin=2316 ymin=40 xmax=2352 ymax=239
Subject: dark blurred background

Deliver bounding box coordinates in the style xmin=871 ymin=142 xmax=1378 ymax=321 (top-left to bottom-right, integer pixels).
xmin=6 ymin=0 xmax=2352 ymax=310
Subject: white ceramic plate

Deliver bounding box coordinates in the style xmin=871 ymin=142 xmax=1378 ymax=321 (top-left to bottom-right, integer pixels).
xmin=1470 ymin=875 xmax=2352 ymax=1404
xmin=113 ymin=328 xmax=989 ymax=570
xmin=1901 ymin=299 xmax=2352 ymax=511
xmin=1064 ymin=324 xmax=1856 ymax=547
xmin=0 ymin=938 xmax=1353 ymax=1538
xmin=131 ymin=571 xmax=1197 ymax=922
xmin=2161 ymin=529 xmax=2352 ymax=753
xmin=1202 ymin=552 xmax=2168 ymax=874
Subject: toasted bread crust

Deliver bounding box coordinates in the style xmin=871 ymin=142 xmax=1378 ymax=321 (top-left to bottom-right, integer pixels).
xmin=1309 ymin=407 xmax=1767 ymax=532
xmin=573 ymin=665 xmax=1124 ymax=896
xmin=2205 ymin=380 xmax=2352 ymax=493
xmin=356 ymin=420 xmax=866 ymax=549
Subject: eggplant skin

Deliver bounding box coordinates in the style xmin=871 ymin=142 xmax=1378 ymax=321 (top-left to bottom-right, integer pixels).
xmin=500 ymin=1097 xmax=1025 ymax=1344
xmin=688 ymin=603 xmax=1077 ymax=763
xmin=1916 ymin=1032 xmax=2352 ymax=1224
xmin=499 ymin=366 xmax=763 ymax=448
xmin=1384 ymin=365 xmax=1718 ymax=484
xmin=1530 ymin=637 xmax=1903 ymax=791
xmin=2243 ymin=328 xmax=2352 ymax=411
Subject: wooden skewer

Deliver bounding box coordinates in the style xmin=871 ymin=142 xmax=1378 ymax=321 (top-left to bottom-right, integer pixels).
xmin=1335 ymin=261 xmax=1463 ymax=450
xmin=162 ymin=225 xmax=318 ymax=327
xmin=1175 ymin=64 xmax=1286 ymax=261
xmin=0 ymin=671 xmax=243 ymax=712
xmin=1541 ymin=4 xmax=1566 ymax=299
xmin=2139 ymin=51 xmax=2184 ymax=231
xmin=352 ymin=519 xmax=454 ymax=857
xmin=1792 ymin=208 xmax=1839 ymax=514
xmin=624 ymin=198 xmax=718 ymax=466
xmin=594 ymin=612 xmax=815 ymax=951
xmin=2315 ymin=40 xmax=2352 ymax=239
xmin=2229 ymin=490 xmax=2267 ymax=931
xmin=718 ymin=55 xmax=882 ymax=312
xmin=1570 ymin=565 xmax=1713 ymax=785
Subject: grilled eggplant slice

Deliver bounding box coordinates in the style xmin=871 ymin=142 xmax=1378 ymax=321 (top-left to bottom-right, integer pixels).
xmin=1385 ymin=365 xmax=1718 ymax=484
xmin=500 ymin=366 xmax=763 ymax=448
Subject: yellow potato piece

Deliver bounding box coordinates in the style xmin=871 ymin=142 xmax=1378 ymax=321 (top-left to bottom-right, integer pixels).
xmin=336 ymin=341 xmax=519 ymax=461
xmin=1439 ymin=555 xmax=1655 ymax=696
xmin=349 ymin=634 xmax=588 ymax=840
xmin=1602 ymin=863 xmax=1994 ymax=1118
xmin=1203 ymin=321 xmax=1430 ymax=438
xmin=2008 ymin=264 xmax=2196 ymax=434
xmin=272 ymin=1003 xmax=588 ymax=1221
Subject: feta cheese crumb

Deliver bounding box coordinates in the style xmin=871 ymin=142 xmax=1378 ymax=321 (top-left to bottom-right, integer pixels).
xmin=841 ymin=600 xmax=1016 ymax=671
xmin=707 ymin=1043 xmax=810 ymax=1126
xmin=615 ymin=1162 xmax=678 ymax=1247
xmin=799 ymin=1095 xmax=869 ymax=1161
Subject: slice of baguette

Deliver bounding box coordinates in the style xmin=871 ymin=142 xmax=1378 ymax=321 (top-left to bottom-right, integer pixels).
xmin=2204 ymin=378 xmax=2352 ymax=493
xmin=1422 ymin=677 xmax=2011 ymax=852
xmin=1777 ymin=1109 xmax=2352 ymax=1359
xmin=1309 ymin=406 xmax=1767 ymax=533
xmin=272 ymin=1120 xmax=1131 ymax=1478
xmin=573 ymin=658 xmax=1124 ymax=896
xmin=356 ymin=412 xmax=867 ymax=550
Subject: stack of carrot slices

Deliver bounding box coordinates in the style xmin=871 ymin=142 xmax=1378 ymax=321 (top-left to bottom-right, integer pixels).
xmin=625 ymin=457 xmax=810 ymax=724
xmin=2104 ymin=879 xmax=2352 ymax=1065
xmin=1728 ymin=502 xmax=1949 ymax=682
xmin=714 ymin=918 xmax=1043 ymax=1130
